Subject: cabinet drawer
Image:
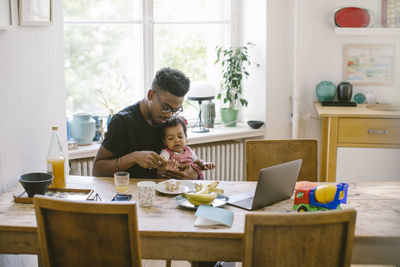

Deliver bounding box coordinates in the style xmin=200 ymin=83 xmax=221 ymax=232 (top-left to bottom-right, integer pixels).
xmin=338 ymin=118 xmax=400 ymax=144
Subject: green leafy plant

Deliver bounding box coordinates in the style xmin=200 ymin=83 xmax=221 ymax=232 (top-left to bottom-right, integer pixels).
xmin=215 ymin=42 xmax=260 ymax=109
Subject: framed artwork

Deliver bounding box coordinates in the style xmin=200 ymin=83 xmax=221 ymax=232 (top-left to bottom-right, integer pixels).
xmin=0 ymin=0 xmax=12 ymax=30
xmin=18 ymin=0 xmax=52 ymax=26
xmin=343 ymin=44 xmax=396 ymax=86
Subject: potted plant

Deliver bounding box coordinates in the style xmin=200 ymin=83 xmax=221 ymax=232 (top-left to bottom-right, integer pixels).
xmin=215 ymin=42 xmax=260 ymax=127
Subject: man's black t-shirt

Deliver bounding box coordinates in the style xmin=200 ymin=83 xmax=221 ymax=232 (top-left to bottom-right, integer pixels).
xmin=102 ymin=101 xmax=163 ymax=178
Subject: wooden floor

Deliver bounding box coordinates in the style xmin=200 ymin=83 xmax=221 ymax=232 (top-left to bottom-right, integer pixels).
xmin=142 ymin=261 xmax=395 ymax=267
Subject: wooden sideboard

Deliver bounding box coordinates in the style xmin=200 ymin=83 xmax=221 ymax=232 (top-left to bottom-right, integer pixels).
xmin=315 ymin=102 xmax=400 ymax=182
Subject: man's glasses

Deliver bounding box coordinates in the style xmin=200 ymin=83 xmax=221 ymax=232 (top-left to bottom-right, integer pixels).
xmin=154 ymin=90 xmax=183 ymax=115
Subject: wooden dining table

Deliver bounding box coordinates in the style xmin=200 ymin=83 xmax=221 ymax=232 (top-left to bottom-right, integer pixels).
xmin=0 ymin=176 xmax=399 ymax=265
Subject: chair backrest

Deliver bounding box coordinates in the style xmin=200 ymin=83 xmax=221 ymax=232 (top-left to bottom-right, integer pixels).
xmin=246 ymin=139 xmax=318 ymax=181
xmin=243 ymin=209 xmax=356 ymax=267
xmin=34 ymin=195 xmax=142 ymax=267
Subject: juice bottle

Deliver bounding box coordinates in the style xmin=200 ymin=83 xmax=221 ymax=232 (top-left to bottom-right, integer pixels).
xmin=47 ymin=125 xmax=66 ymax=188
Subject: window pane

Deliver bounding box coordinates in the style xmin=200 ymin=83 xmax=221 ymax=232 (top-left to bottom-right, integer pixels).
xmin=154 ymin=24 xmax=227 ymax=122
xmin=153 ymin=0 xmax=227 ymax=21
xmin=63 ymin=0 xmax=141 ymax=21
xmin=64 ymin=24 xmax=142 ymax=116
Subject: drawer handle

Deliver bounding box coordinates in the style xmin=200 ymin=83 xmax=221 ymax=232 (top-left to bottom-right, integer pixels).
xmin=368 ymin=129 xmax=389 ymax=134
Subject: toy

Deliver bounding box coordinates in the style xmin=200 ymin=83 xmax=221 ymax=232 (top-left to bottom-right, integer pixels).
xmin=293 ymin=183 xmax=349 ymax=212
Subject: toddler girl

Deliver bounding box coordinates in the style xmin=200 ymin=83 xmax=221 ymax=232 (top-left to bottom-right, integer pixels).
xmin=159 ymin=116 xmax=215 ymax=179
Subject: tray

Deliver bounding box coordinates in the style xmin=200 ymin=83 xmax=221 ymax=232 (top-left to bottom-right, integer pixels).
xmin=14 ymin=188 xmax=95 ymax=204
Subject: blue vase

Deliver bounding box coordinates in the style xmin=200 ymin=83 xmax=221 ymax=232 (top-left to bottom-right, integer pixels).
xmin=70 ymin=113 xmax=96 ymax=145
xmin=316 ymin=81 xmax=336 ymax=102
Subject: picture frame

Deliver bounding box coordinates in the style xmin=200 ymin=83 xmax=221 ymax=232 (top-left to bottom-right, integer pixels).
xmin=343 ymin=44 xmax=396 ymax=86
xmin=0 ymin=0 xmax=12 ymax=30
xmin=18 ymin=0 xmax=52 ymax=26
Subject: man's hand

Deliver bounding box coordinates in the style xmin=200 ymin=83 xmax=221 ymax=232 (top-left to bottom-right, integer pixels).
xmin=159 ymin=162 xmax=198 ymax=180
xmin=134 ymin=151 xmax=166 ymax=169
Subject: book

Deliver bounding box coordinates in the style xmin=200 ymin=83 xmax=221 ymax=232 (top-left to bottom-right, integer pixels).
xmin=194 ymin=205 xmax=233 ymax=227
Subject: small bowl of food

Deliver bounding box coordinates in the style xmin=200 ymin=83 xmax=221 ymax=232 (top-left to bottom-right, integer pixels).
xmin=247 ymin=120 xmax=265 ymax=129
xmin=17 ymin=172 xmax=54 ymax=198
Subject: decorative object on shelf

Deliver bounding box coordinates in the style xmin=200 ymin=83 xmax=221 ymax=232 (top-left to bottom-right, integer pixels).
xmin=353 ymin=93 xmax=366 ymax=104
xmin=337 ymin=82 xmax=353 ymax=102
xmin=70 ymin=113 xmax=96 ymax=145
xmin=202 ymin=100 xmax=215 ymax=128
xmin=316 ymin=81 xmax=336 ymax=102
xmin=95 ymin=73 xmax=133 ymax=121
xmin=334 ymin=7 xmax=373 ymax=28
xmin=187 ymin=81 xmax=215 ymax=133
xmin=344 ymin=44 xmax=395 ymax=85
xmin=365 ymin=92 xmax=377 ymax=104
xmin=382 ymin=0 xmax=400 ymax=28
xmin=18 ymin=0 xmax=53 ymax=26
xmin=215 ymin=42 xmax=260 ymax=127
xmin=247 ymin=120 xmax=264 ymax=129
xmin=0 ymin=0 xmax=12 ymax=30
xmin=92 ymin=116 xmax=102 ymax=141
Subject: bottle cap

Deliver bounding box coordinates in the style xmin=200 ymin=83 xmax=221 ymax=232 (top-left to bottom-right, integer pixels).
xmin=52 ymin=125 xmax=59 ymax=130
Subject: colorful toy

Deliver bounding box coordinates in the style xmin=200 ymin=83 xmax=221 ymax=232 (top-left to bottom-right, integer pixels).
xmin=293 ymin=183 xmax=348 ymax=212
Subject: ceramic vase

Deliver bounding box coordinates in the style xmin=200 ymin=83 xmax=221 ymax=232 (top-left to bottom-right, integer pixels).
xmin=202 ymin=100 xmax=216 ymax=128
xmin=337 ymin=82 xmax=353 ymax=102
xmin=70 ymin=113 xmax=96 ymax=145
xmin=316 ymin=81 xmax=336 ymax=102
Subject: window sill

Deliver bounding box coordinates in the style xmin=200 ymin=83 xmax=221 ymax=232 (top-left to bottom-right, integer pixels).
xmin=68 ymin=123 xmax=265 ymax=160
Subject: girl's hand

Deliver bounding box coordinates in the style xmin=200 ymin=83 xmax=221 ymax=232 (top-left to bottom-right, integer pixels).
xmin=197 ymin=160 xmax=216 ymax=170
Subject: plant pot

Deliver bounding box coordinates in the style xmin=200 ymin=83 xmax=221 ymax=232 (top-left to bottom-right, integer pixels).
xmin=220 ymin=108 xmax=238 ymax=127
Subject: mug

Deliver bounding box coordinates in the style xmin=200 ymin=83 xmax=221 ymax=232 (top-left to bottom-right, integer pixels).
xmin=137 ymin=181 xmax=156 ymax=207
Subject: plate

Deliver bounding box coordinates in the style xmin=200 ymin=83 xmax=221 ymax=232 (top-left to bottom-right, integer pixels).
xmin=334 ymin=7 xmax=372 ymax=28
xmin=175 ymin=194 xmax=229 ymax=209
xmin=155 ymin=180 xmax=195 ymax=195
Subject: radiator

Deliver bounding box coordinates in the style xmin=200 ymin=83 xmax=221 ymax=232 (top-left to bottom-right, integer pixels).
xmin=69 ymin=140 xmax=245 ymax=181
xmin=191 ymin=140 xmax=245 ymax=181
xmin=69 ymin=158 xmax=94 ymax=176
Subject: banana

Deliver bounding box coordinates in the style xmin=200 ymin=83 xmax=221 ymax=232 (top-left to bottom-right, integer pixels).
xmin=185 ymin=198 xmax=213 ymax=206
xmin=182 ymin=183 xmax=217 ymax=206
xmin=185 ymin=191 xmax=217 ymax=203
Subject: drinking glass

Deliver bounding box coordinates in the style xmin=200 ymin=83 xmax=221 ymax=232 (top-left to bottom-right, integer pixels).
xmin=114 ymin=172 xmax=129 ymax=193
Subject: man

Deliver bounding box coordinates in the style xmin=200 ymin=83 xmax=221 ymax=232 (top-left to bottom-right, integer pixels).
xmin=92 ymin=67 xmax=198 ymax=180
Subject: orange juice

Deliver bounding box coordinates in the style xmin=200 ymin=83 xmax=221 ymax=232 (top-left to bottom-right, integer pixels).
xmin=47 ymin=156 xmax=66 ymax=188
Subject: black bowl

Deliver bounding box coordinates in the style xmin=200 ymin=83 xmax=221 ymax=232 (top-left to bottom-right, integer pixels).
xmin=247 ymin=120 xmax=264 ymax=129
xmin=17 ymin=172 xmax=54 ymax=198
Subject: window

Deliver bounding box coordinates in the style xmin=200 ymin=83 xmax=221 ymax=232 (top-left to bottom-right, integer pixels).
xmin=64 ymin=0 xmax=235 ymax=122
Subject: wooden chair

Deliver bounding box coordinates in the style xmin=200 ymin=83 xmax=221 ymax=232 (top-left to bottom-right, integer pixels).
xmin=243 ymin=209 xmax=356 ymax=267
xmin=33 ymin=195 xmax=142 ymax=267
xmin=246 ymin=139 xmax=318 ymax=181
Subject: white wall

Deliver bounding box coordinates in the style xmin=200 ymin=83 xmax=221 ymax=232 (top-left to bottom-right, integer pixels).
xmin=265 ymin=0 xmax=400 ymax=180
xmin=0 ymin=0 xmax=65 ymax=265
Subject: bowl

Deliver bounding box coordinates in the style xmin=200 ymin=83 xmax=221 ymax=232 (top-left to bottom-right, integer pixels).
xmin=247 ymin=120 xmax=264 ymax=129
xmin=17 ymin=172 xmax=54 ymax=198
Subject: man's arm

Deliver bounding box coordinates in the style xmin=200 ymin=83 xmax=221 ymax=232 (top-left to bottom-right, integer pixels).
xmin=92 ymin=145 xmax=166 ymax=177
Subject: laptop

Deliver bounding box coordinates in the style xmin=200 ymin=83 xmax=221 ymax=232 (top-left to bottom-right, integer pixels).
xmin=227 ymin=159 xmax=302 ymax=210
